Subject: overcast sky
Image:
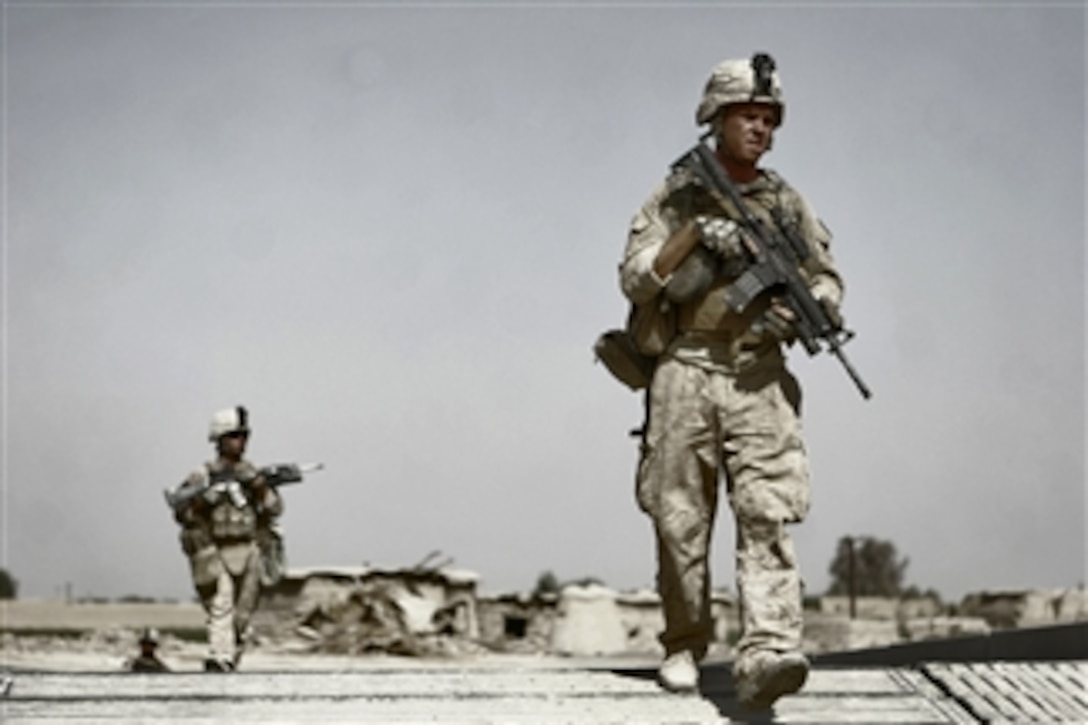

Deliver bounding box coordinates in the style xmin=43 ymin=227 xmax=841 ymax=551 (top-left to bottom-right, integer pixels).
xmin=2 ymin=1 xmax=1084 ymax=604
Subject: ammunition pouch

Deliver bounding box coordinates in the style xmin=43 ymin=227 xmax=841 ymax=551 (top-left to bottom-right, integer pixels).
xmin=256 ymin=525 xmax=287 ymax=588
xmin=179 ymin=526 xmax=212 ymax=557
xmin=665 ymin=246 xmax=718 ymax=303
xmin=627 ymin=297 xmax=676 ymax=357
xmin=594 ymin=329 xmax=657 ymax=391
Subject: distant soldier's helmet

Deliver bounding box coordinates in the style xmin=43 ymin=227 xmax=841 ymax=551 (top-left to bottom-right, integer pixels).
xmin=695 ymin=52 xmax=785 ymax=127
xmin=208 ymin=406 xmax=250 ymax=442
xmin=139 ymin=627 xmax=160 ymax=645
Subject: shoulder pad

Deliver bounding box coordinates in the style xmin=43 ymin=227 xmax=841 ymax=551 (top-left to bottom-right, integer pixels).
xmin=186 ymin=468 xmax=210 ymax=486
xmin=664 ymin=165 xmax=703 ymax=197
xmin=757 ymin=168 xmax=793 ymax=195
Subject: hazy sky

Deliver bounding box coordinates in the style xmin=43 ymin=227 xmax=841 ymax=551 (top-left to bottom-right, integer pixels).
xmin=2 ymin=1 xmax=1084 ymax=604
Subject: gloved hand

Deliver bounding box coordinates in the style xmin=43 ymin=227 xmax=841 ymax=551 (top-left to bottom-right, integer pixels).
xmin=199 ymin=483 xmax=225 ymax=508
xmin=753 ymin=297 xmax=797 ymax=341
xmin=819 ymin=296 xmax=844 ymax=329
xmin=694 ymin=215 xmax=745 ymax=261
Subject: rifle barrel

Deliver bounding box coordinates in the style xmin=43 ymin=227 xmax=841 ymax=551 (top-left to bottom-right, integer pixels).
xmin=830 ymin=346 xmax=872 ymax=400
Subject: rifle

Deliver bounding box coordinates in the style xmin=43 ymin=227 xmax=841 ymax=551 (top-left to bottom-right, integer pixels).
xmin=671 ymin=134 xmax=872 ymax=400
xmin=164 ymin=462 xmax=324 ymax=512
xmin=259 ymin=462 xmax=324 ymax=488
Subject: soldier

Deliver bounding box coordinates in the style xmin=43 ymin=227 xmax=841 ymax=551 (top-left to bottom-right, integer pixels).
xmin=619 ymin=53 xmax=844 ymax=709
xmin=125 ymin=627 xmax=170 ymax=673
xmin=171 ymin=406 xmax=283 ymax=672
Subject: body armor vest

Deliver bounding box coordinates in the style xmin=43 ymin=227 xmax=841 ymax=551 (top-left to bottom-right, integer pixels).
xmin=206 ymin=463 xmax=260 ymax=542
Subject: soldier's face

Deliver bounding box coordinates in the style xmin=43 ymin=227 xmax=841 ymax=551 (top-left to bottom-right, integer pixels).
xmin=717 ymin=103 xmax=778 ymax=165
xmin=218 ymin=430 xmax=248 ymax=459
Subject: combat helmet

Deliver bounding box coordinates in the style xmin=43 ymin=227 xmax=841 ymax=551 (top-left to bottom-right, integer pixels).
xmin=695 ymin=52 xmax=784 ymax=127
xmin=208 ymin=405 xmax=250 ymax=442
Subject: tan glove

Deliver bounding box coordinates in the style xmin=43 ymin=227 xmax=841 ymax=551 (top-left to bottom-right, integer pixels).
xmin=694 ymin=215 xmax=745 ymax=261
xmin=753 ymin=297 xmax=797 ymax=341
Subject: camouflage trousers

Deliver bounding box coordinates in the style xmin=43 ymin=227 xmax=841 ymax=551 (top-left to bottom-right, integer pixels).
xmin=191 ymin=541 xmax=261 ymax=665
xmin=636 ymin=354 xmax=809 ymax=666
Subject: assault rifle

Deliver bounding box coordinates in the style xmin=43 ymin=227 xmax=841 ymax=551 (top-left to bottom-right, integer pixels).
xmin=164 ymin=462 xmax=324 ymax=512
xmin=671 ymin=134 xmax=872 ymax=399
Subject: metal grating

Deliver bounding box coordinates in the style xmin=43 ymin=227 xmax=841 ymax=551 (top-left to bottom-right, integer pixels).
xmin=923 ymin=661 xmax=1088 ymax=723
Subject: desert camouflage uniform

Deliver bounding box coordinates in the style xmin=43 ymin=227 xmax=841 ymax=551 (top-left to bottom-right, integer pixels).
xmin=620 ymin=166 xmax=842 ymax=671
xmin=176 ymin=459 xmax=283 ymax=667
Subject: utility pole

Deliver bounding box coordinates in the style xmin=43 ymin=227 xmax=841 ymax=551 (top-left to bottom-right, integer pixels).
xmin=847 ymin=537 xmax=857 ymax=620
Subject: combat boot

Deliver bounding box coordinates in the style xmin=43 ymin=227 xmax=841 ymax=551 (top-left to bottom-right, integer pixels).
xmin=735 ymin=650 xmax=808 ymax=710
xmin=657 ymin=649 xmax=699 ymax=693
xmin=232 ymin=628 xmax=249 ymax=669
xmin=203 ymin=658 xmax=235 ymax=673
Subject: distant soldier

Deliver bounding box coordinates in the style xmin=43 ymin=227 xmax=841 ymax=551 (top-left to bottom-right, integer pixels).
xmin=168 ymin=406 xmax=284 ymax=672
xmin=125 ymin=628 xmax=170 ymax=673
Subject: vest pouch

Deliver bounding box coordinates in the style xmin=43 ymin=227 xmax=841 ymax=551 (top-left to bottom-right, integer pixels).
xmin=594 ymin=329 xmax=656 ymax=391
xmin=256 ymin=525 xmax=287 ymax=588
xmin=627 ymin=297 xmax=675 ymax=357
xmin=179 ymin=526 xmax=212 ymax=557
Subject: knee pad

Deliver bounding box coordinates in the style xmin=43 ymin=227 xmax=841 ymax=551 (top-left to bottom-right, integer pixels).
xmin=737 ymin=520 xmax=798 ymax=571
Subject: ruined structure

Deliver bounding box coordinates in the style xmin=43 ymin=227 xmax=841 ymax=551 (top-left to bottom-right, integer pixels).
xmin=256 ymin=564 xmax=480 ymax=656
xmin=477 ymin=585 xmax=736 ymax=656
xmin=958 ymin=587 xmax=1088 ymax=629
xmin=248 ymin=563 xmax=1086 ymax=659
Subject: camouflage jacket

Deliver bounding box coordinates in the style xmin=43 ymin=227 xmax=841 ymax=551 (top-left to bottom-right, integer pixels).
xmin=620 ymin=166 xmax=843 ymax=366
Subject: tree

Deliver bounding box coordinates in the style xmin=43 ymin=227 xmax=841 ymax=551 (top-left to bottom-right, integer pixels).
xmin=531 ymin=570 xmax=604 ymax=598
xmin=0 ymin=568 xmax=18 ymax=599
xmin=532 ymin=570 xmax=560 ymax=598
xmin=568 ymin=576 xmax=605 ymax=588
xmin=826 ymin=536 xmax=909 ymax=598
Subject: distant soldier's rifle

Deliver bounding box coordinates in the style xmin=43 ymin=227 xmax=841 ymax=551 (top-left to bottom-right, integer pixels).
xmin=164 ymin=462 xmax=324 ymax=511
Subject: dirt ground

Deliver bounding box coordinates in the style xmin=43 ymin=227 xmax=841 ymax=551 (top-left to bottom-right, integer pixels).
xmin=0 ymin=598 xmax=667 ymax=675
xmin=0 ymin=599 xmax=205 ymax=631
xmin=0 ymin=598 xmax=906 ymax=673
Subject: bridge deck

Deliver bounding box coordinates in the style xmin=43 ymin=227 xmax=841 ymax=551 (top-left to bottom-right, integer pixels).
xmin=0 ymin=655 xmax=997 ymax=723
